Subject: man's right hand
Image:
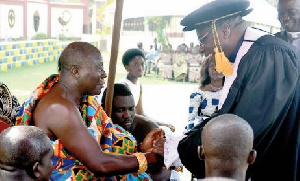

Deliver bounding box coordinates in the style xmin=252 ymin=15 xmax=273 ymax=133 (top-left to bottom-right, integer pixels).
xmin=141 ymin=128 xmax=165 ymax=156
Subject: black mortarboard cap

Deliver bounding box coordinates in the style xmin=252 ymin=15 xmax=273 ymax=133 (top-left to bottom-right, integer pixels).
xmin=181 ymin=0 xmax=253 ymax=31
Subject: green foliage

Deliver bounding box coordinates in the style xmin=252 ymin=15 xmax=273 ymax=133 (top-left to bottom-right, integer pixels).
xmin=146 ymin=16 xmax=171 ymax=46
xmin=58 ymin=34 xmax=81 ymax=41
xmin=31 ymin=33 xmax=51 ymax=40
xmin=96 ymin=0 xmax=115 ymax=38
xmin=12 ymin=37 xmax=27 ymax=41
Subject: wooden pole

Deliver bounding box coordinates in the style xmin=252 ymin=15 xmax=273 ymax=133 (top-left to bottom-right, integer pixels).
xmin=104 ymin=0 xmax=124 ymax=117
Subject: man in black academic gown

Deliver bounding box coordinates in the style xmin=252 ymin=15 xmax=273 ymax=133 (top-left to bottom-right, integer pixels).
xmin=177 ymin=0 xmax=300 ymax=181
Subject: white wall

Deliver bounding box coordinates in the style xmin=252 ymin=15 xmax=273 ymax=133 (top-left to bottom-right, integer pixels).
xmin=51 ymin=7 xmax=83 ymax=38
xmin=27 ymin=2 xmax=48 ymax=39
xmin=0 ymin=5 xmax=23 ymax=40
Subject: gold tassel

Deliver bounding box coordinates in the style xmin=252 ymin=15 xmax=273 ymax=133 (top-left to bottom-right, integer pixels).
xmin=212 ymin=20 xmax=233 ymax=76
xmin=214 ymin=47 xmax=233 ymax=76
xmin=214 ymin=47 xmax=222 ymax=73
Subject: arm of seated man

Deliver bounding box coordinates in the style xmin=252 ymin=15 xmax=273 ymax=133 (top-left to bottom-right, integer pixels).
xmin=34 ymin=98 xmax=162 ymax=176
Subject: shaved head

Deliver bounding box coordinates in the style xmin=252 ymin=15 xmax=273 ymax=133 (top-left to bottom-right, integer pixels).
xmin=202 ymin=114 xmax=253 ymax=161
xmin=58 ymin=42 xmax=102 ymax=72
xmin=200 ymin=114 xmax=255 ymax=179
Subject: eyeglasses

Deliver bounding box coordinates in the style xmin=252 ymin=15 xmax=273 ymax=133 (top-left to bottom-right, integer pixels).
xmin=278 ymin=8 xmax=300 ymax=20
xmin=198 ymin=32 xmax=210 ymax=46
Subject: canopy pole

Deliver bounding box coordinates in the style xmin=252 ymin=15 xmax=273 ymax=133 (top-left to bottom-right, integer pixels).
xmin=104 ymin=0 xmax=124 ymax=117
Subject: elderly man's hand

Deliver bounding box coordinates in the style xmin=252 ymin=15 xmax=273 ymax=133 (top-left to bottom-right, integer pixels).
xmin=140 ymin=128 xmax=165 ymax=156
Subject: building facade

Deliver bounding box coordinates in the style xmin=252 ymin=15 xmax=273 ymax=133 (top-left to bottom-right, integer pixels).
xmin=0 ymin=0 xmax=91 ymax=41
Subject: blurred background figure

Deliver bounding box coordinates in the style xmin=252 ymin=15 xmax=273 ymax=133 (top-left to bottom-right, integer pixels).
xmin=275 ymin=0 xmax=300 ymax=48
xmin=187 ymin=42 xmax=194 ymax=53
xmin=173 ymin=44 xmax=188 ymax=82
xmin=145 ymin=45 xmax=156 ymax=75
xmin=155 ymin=44 xmax=173 ymax=80
xmin=187 ymin=45 xmax=205 ymax=83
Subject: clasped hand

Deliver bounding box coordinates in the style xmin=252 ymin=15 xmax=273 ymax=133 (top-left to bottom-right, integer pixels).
xmin=140 ymin=128 xmax=165 ymax=157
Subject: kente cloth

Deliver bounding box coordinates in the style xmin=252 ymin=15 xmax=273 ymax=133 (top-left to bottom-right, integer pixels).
xmin=15 ymin=74 xmax=152 ymax=181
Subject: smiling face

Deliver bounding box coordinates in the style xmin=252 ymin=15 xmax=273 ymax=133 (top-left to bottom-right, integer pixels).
xmin=278 ymin=0 xmax=300 ymax=32
xmin=79 ymin=56 xmax=107 ymax=96
xmin=111 ymin=95 xmax=135 ymax=131
xmin=125 ymin=56 xmax=145 ymax=78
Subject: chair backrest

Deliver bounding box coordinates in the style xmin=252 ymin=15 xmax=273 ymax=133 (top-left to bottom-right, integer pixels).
xmin=0 ymin=120 xmax=11 ymax=133
xmin=0 ymin=82 xmax=20 ymax=131
xmin=0 ymin=114 xmax=13 ymax=133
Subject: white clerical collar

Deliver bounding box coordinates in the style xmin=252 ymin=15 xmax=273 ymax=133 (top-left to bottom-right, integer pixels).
xmin=287 ymin=31 xmax=300 ymax=39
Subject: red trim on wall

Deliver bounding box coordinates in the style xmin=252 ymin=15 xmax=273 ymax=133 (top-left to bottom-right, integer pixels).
xmin=23 ymin=0 xmax=27 ymax=39
xmin=0 ymin=1 xmax=23 ymax=6
xmin=47 ymin=0 xmax=51 ymax=37
xmin=49 ymin=3 xmax=84 ymax=9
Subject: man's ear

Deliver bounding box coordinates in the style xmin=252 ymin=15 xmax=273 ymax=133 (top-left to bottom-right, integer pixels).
xmin=32 ymin=162 xmax=41 ymax=178
xmin=198 ymin=145 xmax=205 ymax=160
xmin=221 ymin=23 xmax=231 ymax=39
xmin=125 ymin=65 xmax=129 ymax=72
xmin=247 ymin=149 xmax=257 ymax=165
xmin=70 ymin=65 xmax=80 ymax=79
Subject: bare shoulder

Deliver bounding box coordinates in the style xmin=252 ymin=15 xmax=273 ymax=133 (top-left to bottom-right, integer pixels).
xmin=33 ymin=90 xmax=81 ymax=140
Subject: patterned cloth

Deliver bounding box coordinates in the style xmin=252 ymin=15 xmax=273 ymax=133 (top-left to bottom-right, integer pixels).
xmin=185 ymin=88 xmax=221 ymax=133
xmin=16 ymin=74 xmax=152 ymax=181
xmin=0 ymin=81 xmax=20 ymax=124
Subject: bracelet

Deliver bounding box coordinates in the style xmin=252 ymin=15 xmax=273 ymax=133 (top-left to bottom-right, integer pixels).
xmin=133 ymin=152 xmax=148 ymax=174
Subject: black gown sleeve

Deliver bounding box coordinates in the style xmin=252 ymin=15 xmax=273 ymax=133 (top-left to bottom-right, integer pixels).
xmin=177 ymin=116 xmax=214 ymax=178
xmin=177 ymin=35 xmax=300 ymax=180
